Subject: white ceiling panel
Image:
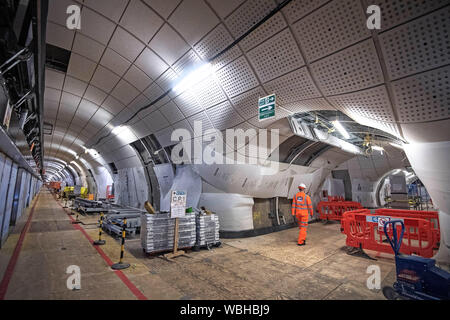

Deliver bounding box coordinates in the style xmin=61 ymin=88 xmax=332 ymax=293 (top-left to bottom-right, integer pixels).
xmin=128 ymin=94 xmax=151 ymax=114
xmin=46 ymin=22 xmax=75 ymax=51
xmin=44 ymin=87 xmax=61 ymax=102
xmin=281 ymin=0 xmax=329 ymax=24
xmin=149 ymin=24 xmax=189 ymax=65
xmin=76 ymin=99 xmax=99 ymax=120
xmin=111 ymin=80 xmax=140 ymax=106
xmin=84 ymin=0 xmax=129 ymax=22
xmin=45 ymin=68 xmax=65 ymax=90
xmin=108 ymin=27 xmax=146 ymax=62
xmin=174 ymin=91 xmax=203 ymax=117
xmin=263 ymin=66 xmax=320 ymax=103
xmin=190 ymin=75 xmax=226 ymax=109
xmin=206 ymin=101 xmax=244 ymax=131
xmin=206 ymin=0 xmax=245 ymax=19
xmin=67 ymin=53 xmax=97 ymax=82
xmin=239 ymin=12 xmax=287 ymax=52
xmin=123 ymin=65 xmax=153 ymax=92
xmin=142 ymin=110 xmax=170 ymax=132
xmin=225 ymin=0 xmax=275 ymax=38
xmin=169 ymin=0 xmax=219 ymax=45
xmin=90 ymin=65 xmax=121 ymax=92
xmin=143 ymin=0 xmax=181 ymax=19
xmin=120 ymin=0 xmax=163 ymax=43
xmin=63 ymin=76 xmax=88 ymax=97
xmin=143 ymin=82 xmax=164 ymax=102
xmin=72 ymin=33 xmax=105 ymax=62
xmin=79 ymin=7 xmax=116 ymax=45
xmin=90 ymin=107 xmax=114 ymax=127
xmin=130 ymin=119 xmax=153 ymax=139
xmin=101 ymin=95 xmax=125 ymax=115
xmin=187 ymin=111 xmax=214 ymax=137
xmin=84 ymin=85 xmax=108 ymax=105
xmin=60 ymin=92 xmax=81 ymax=109
xmin=135 ymin=48 xmax=168 ymax=79
xmin=100 ymin=48 xmax=131 ymax=76
xmin=392 ymin=66 xmax=450 ymax=123
xmin=328 ymin=85 xmax=396 ymax=123
xmin=292 ymin=0 xmax=370 ymax=62
xmin=247 ymin=28 xmax=304 ymax=83
xmin=154 ymin=125 xmax=176 ymax=147
xmin=215 ymin=56 xmax=259 ymax=98
xmin=159 ymin=101 xmax=185 ymax=124
xmin=379 ymin=6 xmax=450 ymax=80
xmin=282 ymin=98 xmax=335 ymax=114
xmin=310 ymin=39 xmax=384 ymax=96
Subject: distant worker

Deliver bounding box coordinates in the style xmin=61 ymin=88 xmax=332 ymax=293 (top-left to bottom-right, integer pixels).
xmin=292 ymin=183 xmax=314 ymax=246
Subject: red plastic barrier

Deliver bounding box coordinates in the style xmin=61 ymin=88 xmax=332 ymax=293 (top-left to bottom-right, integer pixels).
xmin=318 ymin=201 xmax=363 ymax=221
xmin=341 ymin=210 xmax=437 ymax=258
xmin=375 ymin=208 xmax=440 ymax=249
xmin=327 ymin=196 xmax=345 ymax=202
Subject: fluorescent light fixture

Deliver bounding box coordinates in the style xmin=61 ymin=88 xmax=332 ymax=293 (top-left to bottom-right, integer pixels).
xmin=172 ymin=63 xmax=213 ymax=94
xmin=389 ymin=142 xmax=404 ymax=149
xmin=372 ymin=145 xmax=384 ymax=154
xmin=393 ymin=169 xmax=401 ymax=174
xmin=331 ymin=120 xmax=350 ymax=139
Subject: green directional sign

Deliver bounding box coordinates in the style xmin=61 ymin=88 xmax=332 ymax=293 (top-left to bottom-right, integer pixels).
xmin=258 ymin=94 xmax=276 ymax=121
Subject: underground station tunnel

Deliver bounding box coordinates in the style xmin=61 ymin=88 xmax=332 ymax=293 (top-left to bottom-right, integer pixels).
xmin=0 ymin=0 xmax=449 ymax=308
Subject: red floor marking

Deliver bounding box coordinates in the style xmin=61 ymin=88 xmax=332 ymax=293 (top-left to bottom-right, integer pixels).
xmin=0 ymin=194 xmax=40 ymax=300
xmin=55 ymin=197 xmax=147 ymax=300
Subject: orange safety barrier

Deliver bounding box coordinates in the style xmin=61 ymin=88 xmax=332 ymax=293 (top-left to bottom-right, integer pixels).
xmin=375 ymin=208 xmax=440 ymax=250
xmin=341 ymin=209 xmax=437 ymax=258
xmin=318 ymin=201 xmax=363 ymax=221
xmin=327 ymin=196 xmax=345 ymax=202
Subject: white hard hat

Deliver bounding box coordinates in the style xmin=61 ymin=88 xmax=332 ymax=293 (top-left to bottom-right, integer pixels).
xmin=298 ymin=183 xmax=306 ymax=189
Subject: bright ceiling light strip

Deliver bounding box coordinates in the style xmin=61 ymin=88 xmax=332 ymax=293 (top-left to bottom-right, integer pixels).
xmin=389 ymin=142 xmax=404 ymax=149
xmin=331 ymin=120 xmax=350 ymax=139
xmin=172 ymin=63 xmax=213 ymax=94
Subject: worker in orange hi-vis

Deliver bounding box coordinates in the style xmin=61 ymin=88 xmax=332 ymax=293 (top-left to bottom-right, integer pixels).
xmin=292 ymin=183 xmax=314 ymax=246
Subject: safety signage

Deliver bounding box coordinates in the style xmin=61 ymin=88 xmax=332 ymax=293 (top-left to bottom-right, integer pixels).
xmin=170 ymin=190 xmax=187 ymax=218
xmin=258 ymin=94 xmax=276 ymax=121
xmin=366 ymin=215 xmax=404 ymax=231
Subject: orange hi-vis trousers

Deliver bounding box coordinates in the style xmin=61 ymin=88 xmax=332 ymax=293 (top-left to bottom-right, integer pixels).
xmin=292 ymin=191 xmax=313 ymax=244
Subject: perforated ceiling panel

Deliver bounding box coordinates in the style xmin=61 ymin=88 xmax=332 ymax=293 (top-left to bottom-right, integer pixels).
xmin=392 ymin=66 xmax=450 ymax=123
xmin=263 ymin=66 xmax=320 ymax=103
xmin=216 ymin=56 xmax=259 ymax=97
xmin=174 ymin=91 xmax=204 ymax=117
xmin=225 ymin=0 xmax=276 ymax=38
xmin=310 ymin=39 xmax=384 ymax=96
xmin=187 ymin=111 xmax=214 ymax=137
xmin=239 ymin=12 xmax=287 ymax=52
xmin=292 ymin=0 xmax=370 ymax=62
xmin=247 ymin=28 xmax=304 ymax=83
xmin=282 ymin=98 xmax=335 ymax=114
xmin=281 ymin=0 xmax=329 ymax=24
xmin=379 ymin=6 xmax=450 ymax=80
xmin=206 ymin=101 xmax=245 ymax=131
xmin=329 ymin=85 xmax=396 ymax=122
xmin=190 ymin=76 xmax=227 ymax=109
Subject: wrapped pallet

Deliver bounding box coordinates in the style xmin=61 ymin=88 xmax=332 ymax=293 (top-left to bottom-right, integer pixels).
xmin=195 ymin=209 xmax=220 ymax=248
xmin=141 ymin=212 xmax=196 ymax=254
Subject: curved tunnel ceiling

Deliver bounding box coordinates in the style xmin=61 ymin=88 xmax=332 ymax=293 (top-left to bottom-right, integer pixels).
xmin=42 ymin=0 xmax=450 ymax=176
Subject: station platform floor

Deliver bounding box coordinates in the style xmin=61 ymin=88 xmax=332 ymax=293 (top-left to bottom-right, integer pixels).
xmin=0 ymin=190 xmax=397 ymax=300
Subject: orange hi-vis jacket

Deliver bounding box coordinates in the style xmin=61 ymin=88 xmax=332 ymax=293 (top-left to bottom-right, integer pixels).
xmin=292 ymin=191 xmax=313 ymax=217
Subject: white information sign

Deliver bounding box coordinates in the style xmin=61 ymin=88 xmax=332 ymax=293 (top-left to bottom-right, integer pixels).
xmin=366 ymin=215 xmax=404 ymax=231
xmin=170 ymin=190 xmax=187 ymax=218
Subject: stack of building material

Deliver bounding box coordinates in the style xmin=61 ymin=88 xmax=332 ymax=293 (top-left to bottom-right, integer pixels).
xmin=141 ymin=213 xmax=196 ymax=254
xmin=103 ymin=208 xmax=145 ymax=237
xmin=195 ymin=209 xmax=220 ymax=248
xmin=74 ymin=197 xmax=105 ymax=213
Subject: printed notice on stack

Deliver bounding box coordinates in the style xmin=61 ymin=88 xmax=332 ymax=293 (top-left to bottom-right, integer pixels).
xmin=170 ymin=190 xmax=187 ymax=218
